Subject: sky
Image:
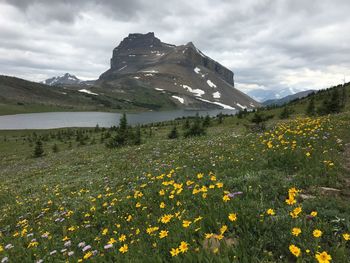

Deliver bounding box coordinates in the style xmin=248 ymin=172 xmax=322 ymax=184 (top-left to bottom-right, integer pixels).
xmin=0 ymin=0 xmax=349 ymax=93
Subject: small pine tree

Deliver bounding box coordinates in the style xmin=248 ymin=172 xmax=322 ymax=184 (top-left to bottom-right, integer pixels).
xmin=184 ymin=114 xmax=206 ymax=137
xmin=203 ymin=115 xmax=211 ymax=127
xmin=217 ymin=113 xmax=224 ymax=124
xmin=168 ymin=126 xmax=178 ymax=139
xmin=279 ymin=106 xmax=291 ymax=119
xmin=52 ymin=143 xmax=59 ymax=153
xmin=133 ymin=125 xmax=142 ymax=145
xmin=306 ymin=97 xmax=316 ymax=116
xmin=34 ymin=140 xmax=44 ymax=157
xmin=183 ymin=119 xmax=190 ymax=130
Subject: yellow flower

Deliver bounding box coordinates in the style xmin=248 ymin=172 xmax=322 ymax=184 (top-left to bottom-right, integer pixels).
xmin=313 ymin=229 xmax=323 ymax=238
xmin=159 ymin=230 xmax=168 ymax=239
xmin=102 ymin=228 xmax=108 ymax=235
xmin=83 ymin=251 xmax=93 ymax=259
xmin=0 ymin=245 xmax=3 ymax=252
xmin=179 ymin=241 xmax=189 ymax=253
xmin=161 ymin=214 xmax=173 ymax=224
xmin=205 ymin=233 xmax=214 ymax=239
xmin=159 ymin=202 xmax=166 ymax=209
xmin=310 ymin=211 xmax=318 ymax=217
xmin=159 ymin=189 xmax=165 ymax=196
xmin=68 ymin=226 xmax=76 ymax=232
xmin=108 ymin=238 xmax=116 ymax=244
xmin=182 ymin=220 xmax=192 ymax=228
xmin=228 ymin=213 xmax=237 ymax=222
xmin=170 ymin=247 xmax=180 ymax=257
xmin=126 ymin=215 xmax=132 ymax=222
xmin=223 ymin=195 xmax=230 ymax=202
xmin=62 ymin=236 xmax=70 ymax=241
xmin=119 ymin=244 xmax=128 ymax=253
xmin=216 ymin=182 xmax=223 ymax=188
xmin=291 ymin=227 xmax=302 ymax=236
xmin=197 ymin=173 xmax=204 ymax=179
xmin=119 ymin=234 xmax=127 ymax=242
xmin=27 ymin=241 xmax=39 ymax=248
xmin=135 ymin=202 xmax=141 ymax=208
xmin=306 ymin=152 xmax=311 ymax=157
xmin=289 ymin=244 xmax=301 ymax=257
xmin=315 ymin=251 xmax=332 ymax=263
xmin=266 ymin=208 xmax=275 ymax=216
xmin=343 ymin=233 xmax=350 ymax=241
xmin=220 ymin=225 xmax=228 ymax=234
xmin=290 ymin=207 xmax=302 ymax=218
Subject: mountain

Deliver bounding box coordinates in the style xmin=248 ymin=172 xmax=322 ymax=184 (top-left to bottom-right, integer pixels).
xmin=97 ymin=32 xmax=259 ymax=110
xmin=263 ymin=90 xmax=316 ymax=106
xmin=246 ymin=87 xmax=309 ymax=103
xmin=43 ymin=73 xmax=82 ymax=86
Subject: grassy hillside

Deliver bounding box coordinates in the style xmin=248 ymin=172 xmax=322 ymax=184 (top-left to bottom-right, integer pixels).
xmin=0 ymin=75 xmax=178 ymax=115
xmin=0 ymin=83 xmax=350 ymax=262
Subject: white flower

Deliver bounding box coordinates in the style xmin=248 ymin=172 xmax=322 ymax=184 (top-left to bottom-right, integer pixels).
xmin=82 ymin=245 xmax=91 ymax=252
xmin=68 ymin=251 xmax=74 ymax=257
xmin=78 ymin=242 xmax=86 ymax=248
xmin=1 ymin=257 xmax=9 ymax=263
xmin=104 ymin=244 xmax=113 ymax=249
xmin=64 ymin=241 xmax=71 ymax=247
xmin=4 ymin=244 xmax=13 ymax=250
xmin=49 ymin=250 xmax=57 ymax=255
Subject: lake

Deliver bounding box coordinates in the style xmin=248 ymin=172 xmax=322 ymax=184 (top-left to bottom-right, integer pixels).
xmin=0 ymin=109 xmax=237 ymax=130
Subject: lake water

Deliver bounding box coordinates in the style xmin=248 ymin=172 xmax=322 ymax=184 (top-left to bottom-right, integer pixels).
xmin=0 ymin=109 xmax=237 ymax=130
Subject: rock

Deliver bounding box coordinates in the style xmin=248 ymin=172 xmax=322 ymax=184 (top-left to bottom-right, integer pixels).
xmin=319 ymin=187 xmax=341 ymax=197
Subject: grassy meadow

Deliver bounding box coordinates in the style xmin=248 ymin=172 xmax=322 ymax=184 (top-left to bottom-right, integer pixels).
xmin=0 ymin=86 xmax=350 ymax=262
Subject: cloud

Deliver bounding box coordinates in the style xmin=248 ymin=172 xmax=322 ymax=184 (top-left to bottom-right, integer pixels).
xmin=0 ymin=0 xmax=349 ymax=91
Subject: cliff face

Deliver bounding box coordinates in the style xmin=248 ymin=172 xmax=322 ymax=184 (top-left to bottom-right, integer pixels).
xmin=98 ymin=32 xmax=259 ymax=110
xmin=101 ymin=32 xmax=233 ymax=85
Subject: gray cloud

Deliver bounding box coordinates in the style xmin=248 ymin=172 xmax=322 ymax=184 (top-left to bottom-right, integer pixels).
xmin=0 ymin=0 xmax=349 ymax=92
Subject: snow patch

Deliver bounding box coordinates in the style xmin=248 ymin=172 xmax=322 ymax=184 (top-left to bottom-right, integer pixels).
xmin=197 ymin=98 xmax=235 ymax=110
xmin=207 ymin=80 xmax=217 ymax=88
xmin=212 ymin=91 xmax=221 ymax=99
xmin=118 ymin=65 xmax=127 ymax=71
xmin=155 ymin=88 xmax=164 ymax=91
xmin=194 ymin=67 xmax=201 ymax=74
xmin=133 ymin=76 xmax=140 ymax=79
xmin=172 ymin=96 xmax=185 ymax=104
xmin=141 ymin=70 xmax=159 ymax=73
xmin=79 ymin=89 xmax=98 ymax=96
xmin=181 ymin=84 xmax=205 ymax=97
xmin=144 ymin=74 xmax=154 ymax=77
xmin=236 ymin=103 xmax=247 ymax=109
xmin=129 ymin=54 xmax=136 ymax=57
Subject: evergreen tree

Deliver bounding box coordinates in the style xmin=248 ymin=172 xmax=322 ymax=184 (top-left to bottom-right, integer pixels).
xmin=203 ymin=115 xmax=211 ymax=127
xmin=279 ymin=106 xmax=291 ymax=119
xmin=133 ymin=125 xmax=142 ymax=145
xmin=168 ymin=126 xmax=178 ymax=139
xmin=184 ymin=114 xmax=206 ymax=137
xmin=217 ymin=113 xmax=224 ymax=124
xmin=34 ymin=140 xmax=44 ymax=157
xmin=183 ymin=118 xmax=190 ymax=130
xmin=52 ymin=143 xmax=59 ymax=153
xmin=306 ymin=97 xmax=316 ymax=116
xmin=341 ymin=86 xmax=347 ymax=108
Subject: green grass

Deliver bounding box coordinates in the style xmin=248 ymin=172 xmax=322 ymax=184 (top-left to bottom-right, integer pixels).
xmin=0 ymin=109 xmax=350 ymax=262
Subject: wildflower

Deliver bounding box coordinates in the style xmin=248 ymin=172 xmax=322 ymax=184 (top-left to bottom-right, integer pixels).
xmin=313 ymin=229 xmax=323 ymax=238
xmin=160 ymin=214 xmax=173 ymax=224
xmin=289 ymin=244 xmax=301 ymax=257
xmin=343 ymin=233 xmax=350 ymax=241
xmin=179 ymin=241 xmax=189 ymax=253
xmin=135 ymin=202 xmax=141 ymax=208
xmin=107 ymin=238 xmax=116 ymax=244
xmin=27 ymin=240 xmax=39 ymax=248
xmin=266 ymin=209 xmax=275 ymax=216
xmin=197 ymin=173 xmax=204 ymax=179
xmin=306 ymin=152 xmax=311 ymax=157
xmin=104 ymin=244 xmax=113 ymax=249
xmin=170 ymin=247 xmax=180 ymax=257
xmin=228 ymin=213 xmax=237 ymax=222
xmin=290 ymin=207 xmax=302 ymax=218
xmin=119 ymin=244 xmax=128 ymax=253
xmin=83 ymin=251 xmax=93 ymax=259
xmin=182 ymin=220 xmax=192 ymax=228
xmin=291 ymin=227 xmax=302 ymax=236
xmin=68 ymin=226 xmax=76 ymax=232
xmin=159 ymin=202 xmax=166 ymax=209
xmin=315 ymin=251 xmax=332 ymax=263
xmin=228 ymin=191 xmax=243 ymax=198
xmin=310 ymin=211 xmax=318 ymax=217
xmin=82 ymin=245 xmax=91 ymax=252
xmin=216 ymin=182 xmax=223 ymax=188
xmin=194 ymin=216 xmax=203 ymax=222
xmin=159 ymin=230 xmax=168 ymax=239
xmin=205 ymin=233 xmax=214 ymax=239
xmin=220 ymin=225 xmax=228 ymax=234
xmin=119 ymin=234 xmax=127 ymax=242
xmin=126 ymin=215 xmax=132 ymax=222
xmin=0 ymin=246 xmax=3 ymax=253
xmin=223 ymin=195 xmax=230 ymax=202
xmin=62 ymin=236 xmax=70 ymax=241
xmin=102 ymin=228 xmax=108 ymax=235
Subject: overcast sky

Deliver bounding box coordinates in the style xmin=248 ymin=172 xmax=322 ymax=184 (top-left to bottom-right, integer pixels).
xmin=0 ymin=0 xmax=349 ymax=92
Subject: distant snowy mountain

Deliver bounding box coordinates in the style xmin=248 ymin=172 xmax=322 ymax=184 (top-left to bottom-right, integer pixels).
xmin=263 ymin=90 xmax=316 ymax=106
xmin=43 ymin=73 xmax=81 ymax=86
xmin=246 ymin=87 xmax=307 ymax=102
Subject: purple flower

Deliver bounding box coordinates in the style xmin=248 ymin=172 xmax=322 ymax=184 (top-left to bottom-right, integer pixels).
xmin=228 ymin=191 xmax=243 ymax=198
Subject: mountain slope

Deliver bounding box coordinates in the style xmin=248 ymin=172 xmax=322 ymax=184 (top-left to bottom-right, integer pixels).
xmin=97 ymin=32 xmax=259 ymax=110
xmin=43 ymin=73 xmax=82 ymax=86
xmin=263 ymin=90 xmax=316 ymax=106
